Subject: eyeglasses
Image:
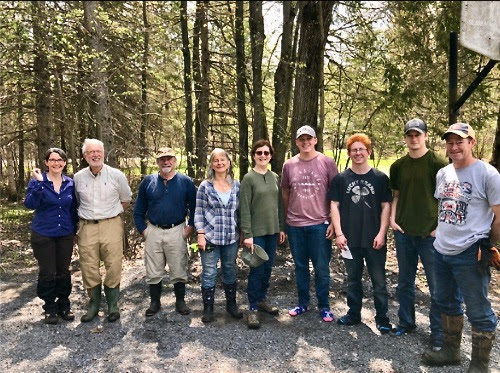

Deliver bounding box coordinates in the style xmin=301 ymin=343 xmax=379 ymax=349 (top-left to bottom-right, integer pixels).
xmin=350 ymin=148 xmax=367 ymax=154
xmin=255 ymin=151 xmax=270 ymax=156
xmin=47 ymin=158 xmax=65 ymax=163
xmin=86 ymin=150 xmax=103 ymax=155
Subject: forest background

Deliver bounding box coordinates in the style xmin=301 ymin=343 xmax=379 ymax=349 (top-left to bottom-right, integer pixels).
xmin=0 ymin=0 xmax=499 ymax=204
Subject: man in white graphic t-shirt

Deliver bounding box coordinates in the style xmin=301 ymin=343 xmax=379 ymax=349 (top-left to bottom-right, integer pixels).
xmin=422 ymin=122 xmax=500 ymax=371
xmin=281 ymin=125 xmax=338 ymax=322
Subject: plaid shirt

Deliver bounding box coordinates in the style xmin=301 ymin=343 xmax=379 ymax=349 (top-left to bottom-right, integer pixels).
xmin=194 ymin=179 xmax=240 ymax=245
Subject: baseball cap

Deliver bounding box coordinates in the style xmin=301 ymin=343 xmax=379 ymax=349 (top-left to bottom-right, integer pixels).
xmin=241 ymin=244 xmax=269 ymax=268
xmin=441 ymin=122 xmax=476 ymax=140
xmin=296 ymin=125 xmax=316 ymax=138
xmin=155 ymin=147 xmax=176 ymax=159
xmin=404 ymin=118 xmax=427 ymax=134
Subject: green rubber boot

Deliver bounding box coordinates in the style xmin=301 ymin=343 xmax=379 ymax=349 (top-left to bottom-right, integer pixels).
xmin=104 ymin=285 xmax=120 ymax=322
xmin=80 ymin=285 xmax=101 ymax=323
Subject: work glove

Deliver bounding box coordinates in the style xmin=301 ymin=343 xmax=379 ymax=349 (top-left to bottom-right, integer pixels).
xmin=477 ymin=237 xmax=500 ymax=275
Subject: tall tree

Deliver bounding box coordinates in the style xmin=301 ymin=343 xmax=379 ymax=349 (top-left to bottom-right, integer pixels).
xmin=82 ymin=1 xmax=116 ymax=167
xmin=249 ymin=1 xmax=267 ymax=143
xmin=271 ymin=1 xmax=297 ymax=174
xmin=290 ymin=1 xmax=334 ymax=155
xmin=491 ymin=106 xmax=500 ymax=171
xmin=235 ymin=1 xmax=249 ymax=179
xmin=140 ymin=0 xmax=150 ymax=177
xmin=180 ymin=0 xmax=195 ymax=178
xmin=193 ymin=1 xmax=210 ymax=180
xmin=32 ymin=1 xmax=53 ymax=167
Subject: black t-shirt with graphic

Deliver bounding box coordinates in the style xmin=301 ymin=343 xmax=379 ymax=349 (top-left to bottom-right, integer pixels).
xmin=327 ymin=168 xmax=392 ymax=249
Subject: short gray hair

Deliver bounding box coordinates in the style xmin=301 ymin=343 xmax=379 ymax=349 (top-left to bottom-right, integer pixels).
xmin=206 ymin=148 xmax=234 ymax=183
xmin=82 ymin=139 xmax=104 ymax=154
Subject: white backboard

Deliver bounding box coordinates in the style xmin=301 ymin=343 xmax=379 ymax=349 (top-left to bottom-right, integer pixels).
xmin=460 ymin=1 xmax=500 ymax=60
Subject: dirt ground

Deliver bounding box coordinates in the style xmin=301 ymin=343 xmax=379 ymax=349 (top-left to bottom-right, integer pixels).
xmin=1 ymin=227 xmax=499 ymax=372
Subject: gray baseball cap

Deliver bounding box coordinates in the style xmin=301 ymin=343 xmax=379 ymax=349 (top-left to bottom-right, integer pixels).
xmin=404 ymin=118 xmax=427 ymax=134
xmin=296 ymin=125 xmax=316 ymax=138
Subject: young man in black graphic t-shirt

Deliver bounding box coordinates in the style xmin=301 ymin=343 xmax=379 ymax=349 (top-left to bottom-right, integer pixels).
xmin=328 ymin=133 xmax=392 ymax=333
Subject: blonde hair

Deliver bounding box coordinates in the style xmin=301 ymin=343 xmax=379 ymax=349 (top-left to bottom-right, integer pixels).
xmin=206 ymin=148 xmax=234 ymax=183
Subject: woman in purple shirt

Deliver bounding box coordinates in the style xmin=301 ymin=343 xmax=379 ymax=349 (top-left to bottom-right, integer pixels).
xmin=24 ymin=148 xmax=78 ymax=324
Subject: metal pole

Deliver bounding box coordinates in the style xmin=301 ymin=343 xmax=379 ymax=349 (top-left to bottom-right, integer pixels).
xmin=454 ymin=59 xmax=498 ymax=112
xmin=449 ymin=32 xmax=458 ymax=125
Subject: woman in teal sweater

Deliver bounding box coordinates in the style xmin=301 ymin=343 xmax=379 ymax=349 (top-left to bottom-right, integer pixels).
xmin=240 ymin=139 xmax=285 ymax=329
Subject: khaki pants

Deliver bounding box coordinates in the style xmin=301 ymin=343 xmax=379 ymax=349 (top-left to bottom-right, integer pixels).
xmin=77 ymin=216 xmax=124 ymax=289
xmin=144 ymin=223 xmax=188 ymax=284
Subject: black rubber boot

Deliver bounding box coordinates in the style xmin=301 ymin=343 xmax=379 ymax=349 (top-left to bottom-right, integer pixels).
xmin=55 ymin=276 xmax=74 ymax=321
xmin=145 ymin=282 xmax=162 ymax=317
xmin=104 ymin=285 xmax=120 ymax=322
xmin=422 ymin=314 xmax=463 ymax=366
xmin=201 ymin=286 xmax=215 ymax=323
xmin=467 ymin=328 xmax=495 ymax=373
xmin=37 ymin=279 xmax=58 ymax=324
xmin=81 ymin=285 xmax=102 ymax=322
xmin=174 ymin=282 xmax=190 ymax=315
xmin=224 ymin=282 xmax=243 ymax=319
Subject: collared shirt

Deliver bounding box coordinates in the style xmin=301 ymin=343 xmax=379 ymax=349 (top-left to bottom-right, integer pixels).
xmin=194 ymin=179 xmax=240 ymax=246
xmin=24 ymin=172 xmax=78 ymax=237
xmin=133 ymin=172 xmax=197 ymax=234
xmin=74 ymin=164 xmax=132 ymax=220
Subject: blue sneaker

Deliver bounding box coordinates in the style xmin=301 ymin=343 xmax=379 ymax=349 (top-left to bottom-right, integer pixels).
xmin=321 ymin=309 xmax=334 ymax=323
xmin=336 ymin=314 xmax=360 ymax=326
xmin=390 ymin=325 xmax=415 ymax=337
xmin=288 ymin=305 xmax=308 ymax=317
xmin=376 ymin=323 xmax=392 ymax=335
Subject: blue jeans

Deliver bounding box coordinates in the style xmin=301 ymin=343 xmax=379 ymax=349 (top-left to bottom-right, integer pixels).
xmin=394 ymin=231 xmax=442 ymax=339
xmin=247 ymin=234 xmax=279 ymax=310
xmin=434 ymin=242 xmax=498 ymax=332
xmin=200 ymin=242 xmax=239 ymax=288
xmin=344 ymin=246 xmax=390 ymax=325
xmin=287 ymin=223 xmax=332 ymax=310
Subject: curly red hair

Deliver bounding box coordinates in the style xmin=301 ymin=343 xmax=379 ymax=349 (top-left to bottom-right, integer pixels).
xmin=346 ymin=133 xmax=371 ymax=152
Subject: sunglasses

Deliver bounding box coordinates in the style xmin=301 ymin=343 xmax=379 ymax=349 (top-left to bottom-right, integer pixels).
xmin=255 ymin=151 xmax=270 ymax=156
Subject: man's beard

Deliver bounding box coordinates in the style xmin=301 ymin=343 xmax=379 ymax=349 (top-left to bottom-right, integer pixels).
xmin=162 ymin=166 xmax=172 ymax=174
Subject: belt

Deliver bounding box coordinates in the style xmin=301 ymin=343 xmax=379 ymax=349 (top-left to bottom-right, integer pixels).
xmin=151 ymin=219 xmax=185 ymax=230
xmin=81 ymin=215 xmax=119 ymax=224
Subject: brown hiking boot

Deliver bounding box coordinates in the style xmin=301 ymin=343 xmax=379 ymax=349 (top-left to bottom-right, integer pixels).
xmin=422 ymin=314 xmax=463 ymax=366
xmin=257 ymin=300 xmax=279 ymax=315
xmin=247 ymin=310 xmax=260 ymax=329
xmin=467 ymin=329 xmax=495 ymax=373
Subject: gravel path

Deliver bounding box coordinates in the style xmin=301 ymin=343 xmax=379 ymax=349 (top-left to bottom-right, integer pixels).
xmin=1 ymin=244 xmax=499 ymax=373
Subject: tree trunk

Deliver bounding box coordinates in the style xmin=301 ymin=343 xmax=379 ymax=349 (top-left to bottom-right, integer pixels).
xmin=82 ymin=1 xmax=116 ymax=167
xmin=194 ymin=1 xmax=210 ymax=181
xmin=140 ymin=0 xmax=150 ymax=178
xmin=6 ymin=144 xmax=17 ymax=200
xmin=491 ymin=105 xmax=500 ymax=172
xmin=249 ymin=1 xmax=267 ymax=143
xmin=271 ymin=1 xmax=297 ymax=174
xmin=32 ymin=1 xmax=53 ymax=168
xmin=181 ymin=0 xmax=195 ymax=178
xmin=16 ymin=74 xmax=26 ymax=190
xmin=54 ymin=67 xmax=76 ymax=174
xmin=290 ymin=1 xmax=334 ymax=155
xmin=235 ymin=1 xmax=249 ymax=180
xmin=76 ymin=55 xmax=87 ymax=170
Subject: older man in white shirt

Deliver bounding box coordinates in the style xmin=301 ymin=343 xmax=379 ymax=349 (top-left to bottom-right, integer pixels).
xmin=74 ymin=139 xmax=132 ymax=322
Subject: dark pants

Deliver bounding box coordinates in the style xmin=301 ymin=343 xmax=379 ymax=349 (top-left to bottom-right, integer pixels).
xmin=247 ymin=234 xmax=279 ymax=310
xmin=343 ymin=246 xmax=389 ymax=325
xmin=31 ymin=230 xmax=74 ymax=313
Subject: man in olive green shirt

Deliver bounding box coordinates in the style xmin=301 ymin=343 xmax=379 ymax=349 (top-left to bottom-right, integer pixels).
xmin=389 ymin=118 xmax=447 ymax=350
